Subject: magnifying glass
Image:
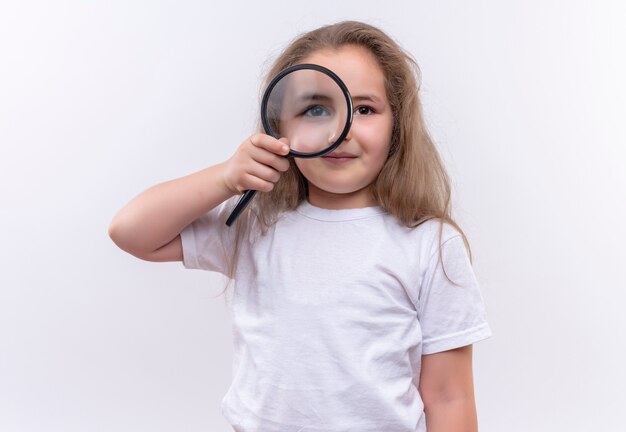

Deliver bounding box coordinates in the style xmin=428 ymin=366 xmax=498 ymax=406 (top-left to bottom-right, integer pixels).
xmin=225 ymin=64 xmax=353 ymax=226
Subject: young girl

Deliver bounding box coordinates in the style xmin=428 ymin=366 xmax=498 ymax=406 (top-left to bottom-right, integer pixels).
xmin=109 ymin=21 xmax=492 ymax=432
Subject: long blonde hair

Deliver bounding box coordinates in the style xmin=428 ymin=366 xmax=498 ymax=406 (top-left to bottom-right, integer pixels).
xmin=224 ymin=20 xmax=472 ymax=286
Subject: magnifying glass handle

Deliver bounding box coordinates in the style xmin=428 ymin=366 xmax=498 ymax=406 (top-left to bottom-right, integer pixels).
xmin=225 ymin=189 xmax=257 ymax=226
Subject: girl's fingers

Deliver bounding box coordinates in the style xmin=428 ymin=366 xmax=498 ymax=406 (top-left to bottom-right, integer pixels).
xmin=223 ymin=134 xmax=291 ymax=194
xmin=246 ymin=161 xmax=281 ymax=185
xmin=241 ymin=173 xmax=276 ymax=193
xmin=249 ymin=133 xmax=290 ymax=156
xmin=249 ymin=146 xmax=291 ymax=172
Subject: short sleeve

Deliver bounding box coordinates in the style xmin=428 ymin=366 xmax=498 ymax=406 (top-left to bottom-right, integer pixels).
xmin=417 ymin=234 xmax=492 ymax=355
xmin=180 ymin=199 xmax=236 ymax=275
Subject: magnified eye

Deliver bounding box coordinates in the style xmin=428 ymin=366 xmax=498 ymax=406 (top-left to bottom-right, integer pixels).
xmin=303 ymin=105 xmax=331 ymax=117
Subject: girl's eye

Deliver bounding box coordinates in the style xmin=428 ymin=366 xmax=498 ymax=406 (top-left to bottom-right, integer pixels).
xmin=355 ymin=106 xmax=374 ymax=115
xmin=303 ymin=105 xmax=331 ymax=117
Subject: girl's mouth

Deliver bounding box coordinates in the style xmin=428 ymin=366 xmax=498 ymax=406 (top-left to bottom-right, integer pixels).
xmin=322 ymin=152 xmax=357 ymax=164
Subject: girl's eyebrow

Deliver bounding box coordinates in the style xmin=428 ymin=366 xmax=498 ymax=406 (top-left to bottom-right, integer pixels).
xmin=296 ymin=93 xmax=333 ymax=103
xmin=352 ymin=95 xmax=381 ymax=103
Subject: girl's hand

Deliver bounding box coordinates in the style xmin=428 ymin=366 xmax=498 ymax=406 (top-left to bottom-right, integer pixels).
xmin=221 ymin=133 xmax=291 ymax=195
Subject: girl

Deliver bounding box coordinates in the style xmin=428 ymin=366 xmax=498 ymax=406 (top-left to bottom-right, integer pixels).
xmin=109 ymin=21 xmax=492 ymax=432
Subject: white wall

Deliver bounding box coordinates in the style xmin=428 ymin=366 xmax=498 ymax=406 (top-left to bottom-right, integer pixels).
xmin=1 ymin=1 xmax=624 ymax=431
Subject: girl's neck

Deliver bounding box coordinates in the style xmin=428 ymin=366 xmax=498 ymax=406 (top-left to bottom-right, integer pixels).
xmin=306 ymin=184 xmax=377 ymax=210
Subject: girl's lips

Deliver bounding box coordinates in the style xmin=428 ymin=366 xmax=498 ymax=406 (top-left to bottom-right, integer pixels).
xmin=321 ymin=155 xmax=357 ymax=164
xmin=322 ymin=152 xmax=356 ymax=164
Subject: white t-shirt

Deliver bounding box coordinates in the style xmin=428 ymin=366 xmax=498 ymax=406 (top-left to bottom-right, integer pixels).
xmin=181 ymin=199 xmax=492 ymax=432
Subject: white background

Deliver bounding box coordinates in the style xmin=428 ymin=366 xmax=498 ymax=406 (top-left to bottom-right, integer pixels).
xmin=1 ymin=1 xmax=625 ymax=431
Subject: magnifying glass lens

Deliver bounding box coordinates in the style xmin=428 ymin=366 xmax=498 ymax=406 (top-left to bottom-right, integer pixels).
xmin=264 ymin=69 xmax=349 ymax=155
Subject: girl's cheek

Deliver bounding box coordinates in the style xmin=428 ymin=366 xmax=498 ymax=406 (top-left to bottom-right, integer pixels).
xmin=294 ymin=159 xmax=314 ymax=177
xmin=355 ymin=120 xmax=393 ymax=149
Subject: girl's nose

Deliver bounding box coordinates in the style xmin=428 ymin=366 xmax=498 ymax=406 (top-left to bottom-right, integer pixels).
xmin=330 ymin=126 xmax=352 ymax=148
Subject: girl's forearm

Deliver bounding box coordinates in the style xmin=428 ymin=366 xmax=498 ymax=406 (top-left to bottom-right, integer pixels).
xmin=108 ymin=162 xmax=234 ymax=257
xmin=424 ymin=397 xmax=479 ymax=432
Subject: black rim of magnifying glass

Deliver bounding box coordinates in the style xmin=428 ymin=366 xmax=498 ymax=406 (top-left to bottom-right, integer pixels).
xmin=261 ymin=63 xmax=353 ymax=158
xmin=225 ymin=63 xmax=353 ymax=226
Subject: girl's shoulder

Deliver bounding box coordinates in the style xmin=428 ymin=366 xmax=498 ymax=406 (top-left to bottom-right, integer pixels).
xmin=384 ymin=216 xmax=465 ymax=258
xmin=413 ymin=217 xmax=463 ymax=239
xmin=385 ymin=214 xmax=463 ymax=242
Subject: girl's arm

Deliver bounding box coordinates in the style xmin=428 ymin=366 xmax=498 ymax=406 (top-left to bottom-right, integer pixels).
xmin=108 ymin=134 xmax=290 ymax=262
xmin=419 ymin=344 xmax=479 ymax=432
